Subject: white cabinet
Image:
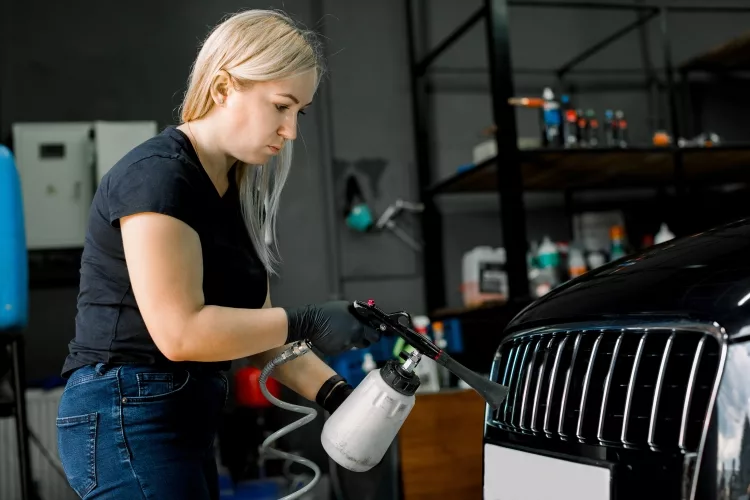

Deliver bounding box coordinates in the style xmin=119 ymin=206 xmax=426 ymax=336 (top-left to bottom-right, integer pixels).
xmin=11 ymin=121 xmax=157 ymax=250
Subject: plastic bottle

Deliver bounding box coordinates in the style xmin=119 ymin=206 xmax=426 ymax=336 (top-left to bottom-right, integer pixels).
xmin=321 ymin=360 xmax=420 ymax=472
xmin=615 ymin=110 xmax=628 ymax=147
xmin=604 ymin=109 xmax=616 ymax=147
xmin=0 ymin=146 xmax=28 ymax=331
xmin=586 ymin=109 xmax=600 ymax=147
xmin=655 ymin=223 xmax=675 ymax=245
xmin=431 ymin=321 xmax=451 ymax=388
xmin=587 ymin=250 xmax=607 ymax=270
xmin=461 ymin=247 xmax=508 ymax=307
xmin=537 ymin=236 xmax=560 ymax=269
xmin=568 ymin=246 xmax=587 ymax=279
xmin=576 ymin=109 xmax=588 ymax=147
xmin=533 ymin=236 xmax=560 ymax=296
xmin=362 ymin=353 xmax=377 ymax=373
xmin=541 ymin=88 xmax=563 ymax=148
xmin=610 ymin=225 xmax=627 ymax=261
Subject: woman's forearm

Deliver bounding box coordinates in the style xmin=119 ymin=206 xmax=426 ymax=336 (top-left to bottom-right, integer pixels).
xmin=169 ymin=305 xmax=290 ymax=362
xmin=249 ymin=345 xmax=336 ymax=402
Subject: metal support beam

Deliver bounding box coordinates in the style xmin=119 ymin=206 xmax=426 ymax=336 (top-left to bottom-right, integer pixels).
xmin=416 ymin=6 xmax=486 ymax=76
xmin=8 ymin=336 xmax=33 ymax=500
xmin=484 ymin=0 xmax=530 ymax=303
xmin=557 ymin=9 xmax=658 ymax=78
xmin=406 ymin=0 xmax=446 ymax=312
xmin=661 ymin=7 xmax=686 ymax=236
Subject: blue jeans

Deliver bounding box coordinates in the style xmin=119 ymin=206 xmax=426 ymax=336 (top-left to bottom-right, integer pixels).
xmin=56 ymin=362 xmax=228 ymax=499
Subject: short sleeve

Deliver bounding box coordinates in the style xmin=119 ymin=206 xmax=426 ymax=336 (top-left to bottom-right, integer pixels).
xmin=106 ymin=156 xmax=200 ymax=231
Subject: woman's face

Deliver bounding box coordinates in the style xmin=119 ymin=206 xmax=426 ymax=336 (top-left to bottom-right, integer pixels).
xmin=220 ymin=70 xmax=317 ymax=165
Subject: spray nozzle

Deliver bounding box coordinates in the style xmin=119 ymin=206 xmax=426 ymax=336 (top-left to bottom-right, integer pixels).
xmin=398 ymin=348 xmax=422 ymax=373
xmin=352 ymin=300 xmax=509 ymax=409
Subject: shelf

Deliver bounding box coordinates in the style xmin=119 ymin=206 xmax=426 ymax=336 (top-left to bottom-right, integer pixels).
xmin=681 ymin=31 xmax=750 ymax=72
xmin=427 ymin=145 xmax=750 ymax=195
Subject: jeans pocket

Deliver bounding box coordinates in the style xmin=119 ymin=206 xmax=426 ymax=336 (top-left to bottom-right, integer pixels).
xmin=137 ymin=372 xmax=174 ymax=397
xmin=121 ymin=370 xmax=191 ymax=404
xmin=56 ymin=412 xmax=98 ymax=498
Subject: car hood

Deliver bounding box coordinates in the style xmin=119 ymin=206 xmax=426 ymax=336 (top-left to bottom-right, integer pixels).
xmin=507 ymin=218 xmax=750 ymax=338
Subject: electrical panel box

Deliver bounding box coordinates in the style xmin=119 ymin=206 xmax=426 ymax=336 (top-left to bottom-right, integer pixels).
xmin=93 ymin=121 xmax=157 ymax=183
xmin=12 ymin=122 xmax=95 ymax=250
xmin=11 ymin=121 xmax=157 ymax=250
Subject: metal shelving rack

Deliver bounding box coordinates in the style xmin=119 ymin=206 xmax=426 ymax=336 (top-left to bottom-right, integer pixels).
xmin=406 ymin=0 xmax=750 ymax=318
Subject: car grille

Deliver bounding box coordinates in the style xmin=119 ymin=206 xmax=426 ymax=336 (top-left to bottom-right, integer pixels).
xmin=489 ymin=325 xmax=722 ymax=453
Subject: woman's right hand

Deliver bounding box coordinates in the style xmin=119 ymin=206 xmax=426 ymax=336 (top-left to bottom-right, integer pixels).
xmin=284 ymin=300 xmax=382 ymax=356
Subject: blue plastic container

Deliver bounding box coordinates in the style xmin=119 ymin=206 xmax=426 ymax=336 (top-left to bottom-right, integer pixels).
xmin=233 ymin=479 xmax=280 ymax=500
xmin=0 ymin=145 xmax=28 ymax=332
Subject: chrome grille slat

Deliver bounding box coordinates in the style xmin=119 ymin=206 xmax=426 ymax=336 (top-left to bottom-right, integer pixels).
xmin=543 ymin=335 xmax=569 ymax=436
xmin=622 ymin=332 xmax=648 ymax=446
xmin=576 ymin=333 xmax=604 ymax=440
xmin=597 ymin=332 xmax=624 ymax=441
xmin=502 ymin=344 xmax=522 ymax=422
xmin=647 ymin=332 xmax=675 ymax=449
xmin=510 ymin=341 xmax=533 ymax=428
xmin=531 ymin=336 xmax=556 ymax=433
xmin=558 ymin=333 xmax=582 ymax=439
xmin=679 ymin=337 xmax=705 ymax=450
xmin=489 ymin=324 xmax=723 ymax=454
xmin=519 ymin=339 xmax=543 ymax=431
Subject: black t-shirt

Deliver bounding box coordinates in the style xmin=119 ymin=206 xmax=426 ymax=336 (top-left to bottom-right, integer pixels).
xmin=61 ymin=126 xmax=268 ymax=378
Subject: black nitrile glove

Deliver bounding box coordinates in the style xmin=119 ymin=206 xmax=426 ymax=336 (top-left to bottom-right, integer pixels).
xmin=284 ymin=300 xmax=382 ymax=356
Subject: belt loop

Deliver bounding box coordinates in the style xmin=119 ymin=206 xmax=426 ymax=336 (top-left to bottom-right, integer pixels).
xmin=95 ymin=363 xmax=107 ymax=375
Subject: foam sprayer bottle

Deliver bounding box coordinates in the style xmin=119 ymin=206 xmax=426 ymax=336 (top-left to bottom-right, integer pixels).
xmin=256 ymin=300 xmax=510 ymax=498
xmin=321 ymin=349 xmax=421 ymax=472
xmin=320 ymin=300 xmax=509 ymax=472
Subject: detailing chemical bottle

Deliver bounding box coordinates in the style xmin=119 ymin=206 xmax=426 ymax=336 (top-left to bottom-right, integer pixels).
xmin=561 ymin=95 xmax=579 ymax=148
xmin=461 ymin=246 xmax=508 ymax=307
xmin=615 ymin=110 xmax=628 ymax=147
xmin=321 ymin=359 xmax=420 ymax=472
xmin=430 ymin=321 xmax=452 ymax=388
xmin=655 ymin=223 xmax=675 ymax=245
xmin=361 ymin=352 xmax=377 ymax=373
xmin=610 ymin=225 xmax=627 ymax=262
xmin=604 ymin=110 xmax=616 ymax=147
xmin=0 ymin=146 xmax=29 ymax=332
xmin=533 ymin=236 xmax=560 ymax=297
xmin=410 ymin=316 xmax=440 ymax=393
xmin=576 ymin=108 xmax=588 ymax=147
xmin=568 ymin=246 xmax=587 ymax=279
xmin=586 ymin=109 xmax=600 ymax=147
xmin=541 ymin=88 xmax=563 ymax=148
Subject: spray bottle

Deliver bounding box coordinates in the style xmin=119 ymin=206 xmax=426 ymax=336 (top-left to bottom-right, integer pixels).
xmin=321 ymin=300 xmax=508 ymax=472
xmin=257 ymin=301 xmax=509 ymax=497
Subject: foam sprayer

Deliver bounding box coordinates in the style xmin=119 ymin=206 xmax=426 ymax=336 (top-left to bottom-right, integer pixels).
xmin=257 ymin=299 xmax=510 ymax=499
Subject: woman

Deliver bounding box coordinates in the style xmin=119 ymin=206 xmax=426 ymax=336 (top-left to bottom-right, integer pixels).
xmin=56 ymin=10 xmax=380 ymax=499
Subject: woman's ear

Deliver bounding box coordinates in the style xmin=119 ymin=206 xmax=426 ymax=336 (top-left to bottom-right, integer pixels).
xmin=210 ymin=70 xmax=233 ymax=106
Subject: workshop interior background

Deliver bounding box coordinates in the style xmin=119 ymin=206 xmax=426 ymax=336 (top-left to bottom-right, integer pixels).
xmin=3 ymin=0 xmax=750 ymax=499
xmin=4 ymin=0 xmax=749 ymax=383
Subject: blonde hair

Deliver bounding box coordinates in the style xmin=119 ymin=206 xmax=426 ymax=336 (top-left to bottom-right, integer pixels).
xmin=180 ymin=9 xmax=325 ymax=275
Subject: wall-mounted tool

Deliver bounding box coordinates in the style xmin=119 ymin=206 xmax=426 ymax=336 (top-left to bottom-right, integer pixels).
xmin=374 ymin=199 xmax=424 ymax=252
xmin=342 ymin=174 xmax=424 ymax=252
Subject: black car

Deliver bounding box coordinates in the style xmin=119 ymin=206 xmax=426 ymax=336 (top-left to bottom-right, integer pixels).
xmin=483 ymin=218 xmax=750 ymax=500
